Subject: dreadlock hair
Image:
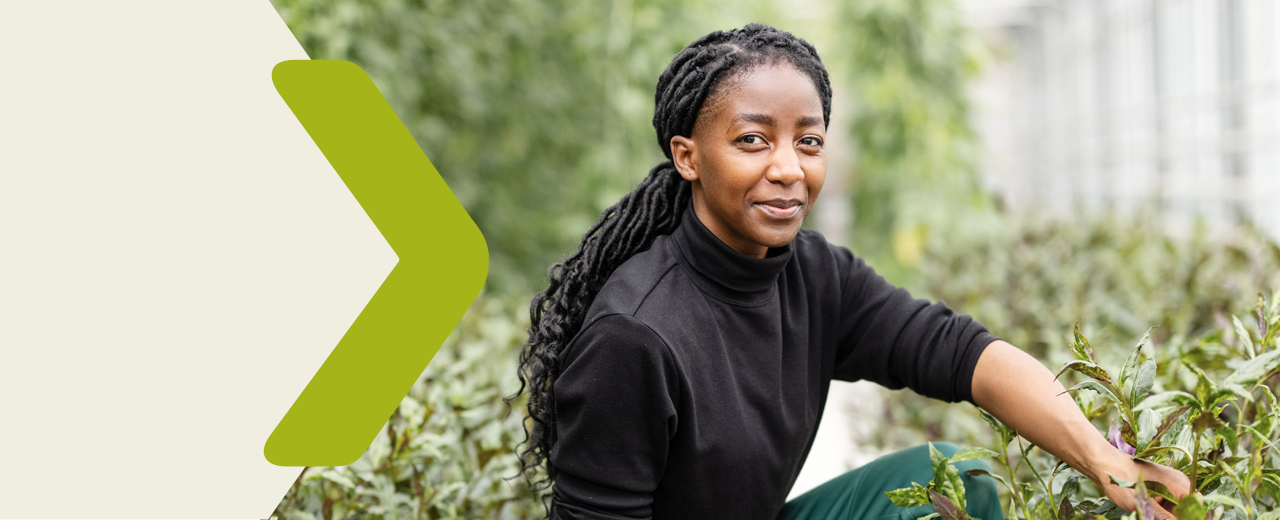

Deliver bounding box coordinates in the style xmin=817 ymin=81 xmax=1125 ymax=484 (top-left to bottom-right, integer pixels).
xmin=508 ymin=22 xmax=833 ymax=505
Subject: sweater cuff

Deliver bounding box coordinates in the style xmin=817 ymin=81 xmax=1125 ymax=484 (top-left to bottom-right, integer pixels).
xmin=954 ymin=331 xmax=1001 ymax=405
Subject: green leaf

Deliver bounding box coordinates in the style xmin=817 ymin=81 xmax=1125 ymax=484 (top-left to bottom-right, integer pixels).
xmin=1061 ymin=475 xmax=1081 ymax=500
xmin=949 ymin=447 xmax=999 ymax=464
xmin=886 ymin=482 xmax=932 ymax=508
xmin=978 ymin=408 xmax=1016 ymax=446
xmin=1120 ymin=330 xmax=1151 ymax=392
xmin=1223 ymin=347 xmax=1280 ymax=388
xmin=1142 ymin=480 xmax=1177 ymax=503
xmin=1135 ymin=409 xmax=1161 ymax=450
xmin=964 ymin=468 xmax=1013 ymax=495
xmin=1171 ymin=493 xmax=1207 ymax=520
xmin=1200 ymin=493 xmax=1245 ymax=510
xmin=1184 ymin=364 xmax=1218 ymax=405
xmin=1107 ymin=472 xmax=1136 ymax=488
xmin=1030 ymin=499 xmax=1054 ymax=520
xmin=1211 ymin=384 xmax=1253 ymax=407
xmin=1233 ymin=314 xmax=1256 ymax=358
xmin=1154 ymin=405 xmax=1192 ymax=444
xmin=1130 ymin=360 xmax=1157 ymax=405
xmin=1215 ymin=426 xmax=1239 ymax=453
xmin=1136 ymin=391 xmax=1198 ymax=411
xmin=929 ymin=443 xmax=967 ymax=510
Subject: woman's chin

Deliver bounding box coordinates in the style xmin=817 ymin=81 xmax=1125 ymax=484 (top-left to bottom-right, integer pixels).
xmin=751 ymin=224 xmax=804 ymax=249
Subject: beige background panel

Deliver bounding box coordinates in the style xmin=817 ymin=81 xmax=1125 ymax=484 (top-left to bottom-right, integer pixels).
xmin=0 ymin=1 xmax=399 ymax=517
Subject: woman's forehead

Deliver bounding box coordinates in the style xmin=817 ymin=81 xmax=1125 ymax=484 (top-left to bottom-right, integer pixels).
xmin=699 ymin=65 xmax=824 ymax=130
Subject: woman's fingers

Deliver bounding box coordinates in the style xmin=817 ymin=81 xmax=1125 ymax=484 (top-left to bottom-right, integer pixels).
xmin=1134 ymin=458 xmax=1192 ymax=499
xmin=1151 ymin=499 xmax=1178 ymax=520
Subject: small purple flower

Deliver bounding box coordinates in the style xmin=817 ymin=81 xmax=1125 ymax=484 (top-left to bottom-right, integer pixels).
xmin=1109 ymin=422 xmax=1136 ymax=456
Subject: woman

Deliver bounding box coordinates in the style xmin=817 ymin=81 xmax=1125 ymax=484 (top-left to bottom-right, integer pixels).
xmin=512 ymin=23 xmax=1190 ymax=520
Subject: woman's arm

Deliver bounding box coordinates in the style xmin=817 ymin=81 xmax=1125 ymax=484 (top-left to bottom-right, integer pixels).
xmin=551 ymin=314 xmax=679 ymax=520
xmin=971 ymin=340 xmax=1191 ymax=520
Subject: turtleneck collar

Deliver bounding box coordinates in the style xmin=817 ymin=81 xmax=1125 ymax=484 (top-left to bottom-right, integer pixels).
xmin=669 ymin=203 xmax=793 ymax=306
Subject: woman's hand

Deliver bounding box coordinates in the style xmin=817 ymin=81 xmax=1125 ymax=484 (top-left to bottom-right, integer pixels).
xmin=971 ymin=340 xmax=1192 ymax=519
xmin=1082 ymin=444 xmax=1191 ymax=519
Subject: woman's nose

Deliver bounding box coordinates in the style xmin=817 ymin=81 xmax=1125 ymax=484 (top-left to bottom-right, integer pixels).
xmin=766 ymin=145 xmax=805 ymax=185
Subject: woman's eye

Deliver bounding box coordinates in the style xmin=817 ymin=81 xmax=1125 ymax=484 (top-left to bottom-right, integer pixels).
xmin=737 ymin=134 xmax=763 ymax=145
xmin=800 ymin=137 xmax=823 ymax=147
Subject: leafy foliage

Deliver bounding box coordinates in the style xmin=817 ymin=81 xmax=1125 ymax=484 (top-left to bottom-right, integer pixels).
xmin=269 ymin=295 xmax=540 ymax=520
xmin=885 ymin=443 xmax=990 ymax=520
xmin=882 ymin=213 xmax=1280 ymax=519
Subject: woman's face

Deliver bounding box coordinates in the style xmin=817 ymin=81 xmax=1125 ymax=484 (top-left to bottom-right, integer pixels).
xmin=670 ymin=63 xmax=827 ymax=259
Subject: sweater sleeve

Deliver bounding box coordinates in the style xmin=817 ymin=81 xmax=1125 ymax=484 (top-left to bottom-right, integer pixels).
xmin=549 ymin=314 xmax=680 ymax=520
xmin=831 ymin=247 xmax=1000 ymax=404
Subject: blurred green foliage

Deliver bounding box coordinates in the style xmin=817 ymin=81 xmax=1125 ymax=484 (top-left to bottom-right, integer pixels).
xmin=270 ymin=295 xmax=538 ymax=520
xmin=270 ymin=0 xmax=783 ymax=292
xmin=836 ymin=0 xmax=991 ymax=285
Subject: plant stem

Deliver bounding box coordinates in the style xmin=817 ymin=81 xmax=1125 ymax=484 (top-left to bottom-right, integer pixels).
xmin=1019 ymin=441 xmax=1056 ymax=518
xmin=1190 ymin=429 xmax=1201 ymax=493
xmin=1001 ymin=440 xmax=1033 ymax=520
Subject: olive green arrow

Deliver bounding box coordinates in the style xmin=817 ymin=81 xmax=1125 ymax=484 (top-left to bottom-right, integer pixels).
xmin=265 ymin=60 xmax=488 ymax=466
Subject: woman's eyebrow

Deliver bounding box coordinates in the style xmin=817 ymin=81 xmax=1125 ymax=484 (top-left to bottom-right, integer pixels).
xmin=732 ymin=113 xmax=775 ymax=126
xmin=731 ymin=113 xmax=824 ymax=128
xmin=797 ymin=115 xmax=823 ymax=128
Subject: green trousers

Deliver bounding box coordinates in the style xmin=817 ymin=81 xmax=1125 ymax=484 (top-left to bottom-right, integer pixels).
xmin=777 ymin=443 xmax=1004 ymax=520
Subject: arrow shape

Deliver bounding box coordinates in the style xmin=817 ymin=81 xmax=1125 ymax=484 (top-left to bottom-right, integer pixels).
xmin=265 ymin=60 xmax=488 ymax=466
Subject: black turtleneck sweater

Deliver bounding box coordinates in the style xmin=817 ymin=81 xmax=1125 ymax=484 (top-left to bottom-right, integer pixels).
xmin=548 ymin=205 xmax=999 ymax=520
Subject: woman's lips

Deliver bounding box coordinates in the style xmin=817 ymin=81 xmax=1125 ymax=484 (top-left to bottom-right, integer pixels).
xmin=755 ymin=200 xmax=802 ymax=219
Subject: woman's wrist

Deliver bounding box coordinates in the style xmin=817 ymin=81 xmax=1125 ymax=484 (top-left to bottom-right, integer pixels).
xmin=1076 ymin=437 xmax=1133 ymax=485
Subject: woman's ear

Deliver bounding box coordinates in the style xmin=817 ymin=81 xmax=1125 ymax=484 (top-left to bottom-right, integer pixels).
xmin=670 ymin=135 xmax=699 ymax=181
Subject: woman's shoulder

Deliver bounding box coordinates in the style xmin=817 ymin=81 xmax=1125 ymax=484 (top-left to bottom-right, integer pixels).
xmin=579 ymin=235 xmax=683 ymax=325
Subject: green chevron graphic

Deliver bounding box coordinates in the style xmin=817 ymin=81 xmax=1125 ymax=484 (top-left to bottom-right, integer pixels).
xmin=265 ymin=60 xmax=488 ymax=466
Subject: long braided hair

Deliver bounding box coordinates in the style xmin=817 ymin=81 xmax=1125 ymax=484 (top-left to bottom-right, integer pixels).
xmin=509 ymin=22 xmax=834 ymax=500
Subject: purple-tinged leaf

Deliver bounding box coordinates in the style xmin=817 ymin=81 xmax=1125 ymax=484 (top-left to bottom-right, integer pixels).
xmin=929 ymin=489 xmax=971 ymax=520
xmin=1064 ymin=380 xmax=1125 ymax=408
xmin=1134 ymin=479 xmax=1158 ymax=520
xmin=1190 ymin=409 xmax=1225 ymax=434
xmin=1109 ymin=423 xmax=1136 ymax=456
xmin=1056 ymin=360 xmax=1113 ymax=384
xmin=1120 ymin=419 xmax=1139 ymax=449
xmin=1073 ymin=324 xmax=1097 ymax=363
xmin=1057 ymin=496 xmax=1074 ymax=520
xmin=1153 ymin=406 xmax=1191 ymax=445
